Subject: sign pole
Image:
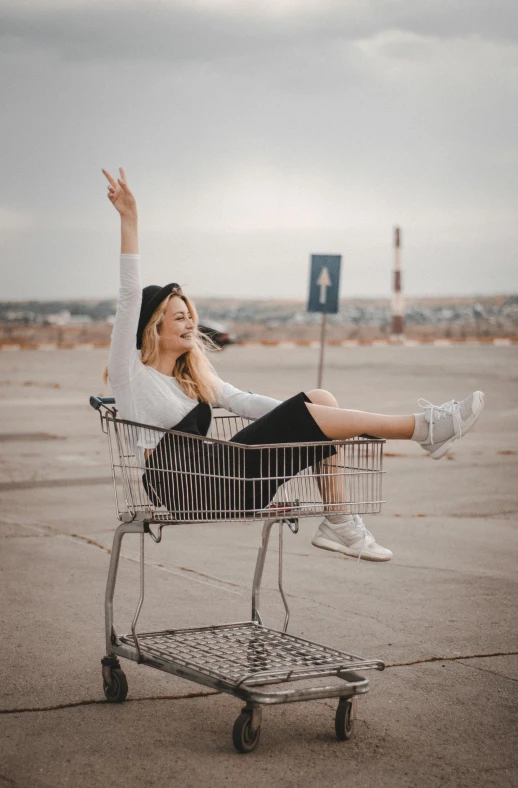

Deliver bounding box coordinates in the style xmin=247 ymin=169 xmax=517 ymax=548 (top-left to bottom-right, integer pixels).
xmin=391 ymin=227 xmax=404 ymax=339
xmin=317 ymin=313 xmax=327 ymax=388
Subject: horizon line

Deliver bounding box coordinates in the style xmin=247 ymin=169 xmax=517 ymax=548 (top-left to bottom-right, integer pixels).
xmin=1 ymin=292 xmax=517 ymax=305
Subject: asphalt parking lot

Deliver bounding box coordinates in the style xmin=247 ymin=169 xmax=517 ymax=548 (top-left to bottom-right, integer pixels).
xmin=1 ymin=345 xmax=517 ymax=788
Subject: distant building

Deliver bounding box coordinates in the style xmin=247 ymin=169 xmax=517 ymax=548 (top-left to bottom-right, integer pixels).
xmin=4 ymin=310 xmax=37 ymax=323
xmin=44 ymin=310 xmax=72 ymax=326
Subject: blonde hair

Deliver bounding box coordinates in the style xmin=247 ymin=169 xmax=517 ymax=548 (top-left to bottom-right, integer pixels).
xmin=141 ymin=287 xmax=218 ymax=403
xmin=104 ymin=286 xmax=219 ymax=403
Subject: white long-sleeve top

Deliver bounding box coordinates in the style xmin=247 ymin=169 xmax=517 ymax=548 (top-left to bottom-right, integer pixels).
xmin=108 ymin=255 xmax=281 ymax=450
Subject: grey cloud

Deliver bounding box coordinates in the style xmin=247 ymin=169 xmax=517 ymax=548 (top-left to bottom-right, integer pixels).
xmin=0 ymin=0 xmax=516 ymax=300
xmin=1 ymin=0 xmax=517 ymax=67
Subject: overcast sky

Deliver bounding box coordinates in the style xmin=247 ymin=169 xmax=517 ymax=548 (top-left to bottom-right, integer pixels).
xmin=1 ymin=0 xmax=517 ymax=301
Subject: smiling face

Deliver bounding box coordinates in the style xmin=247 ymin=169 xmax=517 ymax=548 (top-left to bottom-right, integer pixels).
xmin=158 ymin=294 xmax=196 ymax=356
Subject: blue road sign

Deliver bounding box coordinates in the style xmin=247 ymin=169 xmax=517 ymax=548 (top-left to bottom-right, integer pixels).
xmin=307 ymin=255 xmax=341 ymax=314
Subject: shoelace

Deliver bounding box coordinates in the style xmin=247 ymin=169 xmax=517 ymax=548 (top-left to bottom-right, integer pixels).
xmin=417 ymin=398 xmax=462 ymax=445
xmin=346 ymin=515 xmax=373 ymax=562
xmin=325 ymin=515 xmax=374 ymax=561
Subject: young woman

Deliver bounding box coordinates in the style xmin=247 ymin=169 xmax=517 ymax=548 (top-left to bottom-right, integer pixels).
xmin=103 ymin=167 xmax=485 ymax=562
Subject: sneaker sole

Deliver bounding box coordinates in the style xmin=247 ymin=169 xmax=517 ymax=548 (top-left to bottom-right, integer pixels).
xmin=311 ymin=535 xmax=392 ymax=562
xmin=428 ymin=390 xmax=485 ymax=460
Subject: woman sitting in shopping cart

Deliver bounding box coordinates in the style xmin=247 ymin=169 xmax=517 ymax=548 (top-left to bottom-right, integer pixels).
xmin=102 ymin=168 xmax=484 ymax=563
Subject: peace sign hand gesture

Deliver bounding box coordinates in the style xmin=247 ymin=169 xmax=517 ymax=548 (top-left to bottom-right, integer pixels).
xmin=102 ymin=167 xmax=137 ymax=219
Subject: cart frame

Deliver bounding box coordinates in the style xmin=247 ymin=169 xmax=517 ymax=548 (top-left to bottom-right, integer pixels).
xmin=91 ymin=395 xmax=386 ymax=752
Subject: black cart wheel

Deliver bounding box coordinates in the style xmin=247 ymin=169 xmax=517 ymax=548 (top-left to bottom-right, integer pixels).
xmin=335 ymin=697 xmax=355 ymax=741
xmin=232 ymin=711 xmax=261 ymax=753
xmin=103 ymin=668 xmax=128 ymax=703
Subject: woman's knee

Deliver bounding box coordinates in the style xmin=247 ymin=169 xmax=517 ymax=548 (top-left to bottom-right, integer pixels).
xmin=306 ymin=389 xmax=339 ymax=408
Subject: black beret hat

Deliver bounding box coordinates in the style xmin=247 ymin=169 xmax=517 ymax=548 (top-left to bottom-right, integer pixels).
xmin=136 ymin=282 xmax=180 ymax=349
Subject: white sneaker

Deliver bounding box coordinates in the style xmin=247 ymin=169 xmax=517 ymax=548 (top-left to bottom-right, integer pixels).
xmin=311 ymin=515 xmax=393 ymax=562
xmin=418 ymin=391 xmax=485 ymax=459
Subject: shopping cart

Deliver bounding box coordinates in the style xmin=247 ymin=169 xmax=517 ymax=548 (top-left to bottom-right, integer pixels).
xmin=90 ymin=395 xmax=386 ymax=753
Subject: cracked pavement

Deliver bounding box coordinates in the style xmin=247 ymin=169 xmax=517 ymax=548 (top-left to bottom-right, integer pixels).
xmin=0 ymin=346 xmax=517 ymax=787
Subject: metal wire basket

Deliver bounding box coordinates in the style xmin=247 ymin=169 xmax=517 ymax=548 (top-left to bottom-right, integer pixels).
xmin=95 ymin=401 xmax=385 ymax=524
xmin=91 ymin=397 xmax=387 ymax=751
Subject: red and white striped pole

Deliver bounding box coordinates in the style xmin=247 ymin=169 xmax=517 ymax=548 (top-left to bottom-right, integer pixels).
xmin=391 ymin=227 xmax=404 ymax=338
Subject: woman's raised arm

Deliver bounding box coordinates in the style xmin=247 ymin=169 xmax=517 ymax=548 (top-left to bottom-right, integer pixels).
xmin=102 ymin=167 xmax=139 ymax=254
xmin=102 ymin=167 xmax=142 ymax=388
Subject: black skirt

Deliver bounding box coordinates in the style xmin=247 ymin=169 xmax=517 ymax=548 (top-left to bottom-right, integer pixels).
xmin=143 ymin=392 xmax=335 ymax=519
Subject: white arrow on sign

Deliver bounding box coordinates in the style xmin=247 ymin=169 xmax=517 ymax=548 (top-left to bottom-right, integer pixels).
xmin=316 ymin=266 xmax=332 ymax=304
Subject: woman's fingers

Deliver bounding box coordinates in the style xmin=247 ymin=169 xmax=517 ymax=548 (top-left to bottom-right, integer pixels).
xmin=117 ymin=179 xmax=134 ymax=196
xmin=103 ymin=167 xmax=131 ymax=196
xmin=118 ymin=167 xmax=130 ymax=191
xmin=102 ymin=168 xmax=117 ymax=187
xmin=103 ymin=167 xmax=135 ymax=216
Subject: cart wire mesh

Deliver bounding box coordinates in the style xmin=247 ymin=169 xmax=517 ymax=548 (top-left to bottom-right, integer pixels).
xmin=119 ymin=622 xmax=384 ymax=687
xmin=99 ymin=408 xmax=384 ymax=524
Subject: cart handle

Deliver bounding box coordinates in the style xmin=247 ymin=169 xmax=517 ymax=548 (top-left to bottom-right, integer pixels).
xmin=89 ymin=396 xmax=116 ymax=410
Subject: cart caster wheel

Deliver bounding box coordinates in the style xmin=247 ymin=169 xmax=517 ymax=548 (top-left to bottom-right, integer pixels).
xmin=103 ymin=668 xmax=128 ymax=703
xmin=335 ymin=696 xmax=356 ymax=741
xmin=232 ymin=711 xmax=261 ymax=753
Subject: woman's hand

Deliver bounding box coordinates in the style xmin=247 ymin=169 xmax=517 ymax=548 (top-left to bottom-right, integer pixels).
xmin=103 ymin=167 xmax=139 ymax=253
xmin=102 ymin=167 xmax=137 ymax=220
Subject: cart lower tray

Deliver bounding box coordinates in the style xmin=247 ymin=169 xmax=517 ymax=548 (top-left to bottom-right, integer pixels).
xmin=118 ymin=621 xmax=384 ymax=690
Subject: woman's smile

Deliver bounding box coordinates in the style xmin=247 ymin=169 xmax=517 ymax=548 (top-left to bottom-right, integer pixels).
xmin=158 ymin=294 xmax=196 ymax=350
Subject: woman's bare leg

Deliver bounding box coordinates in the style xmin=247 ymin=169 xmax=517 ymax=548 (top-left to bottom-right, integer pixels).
xmin=306 ymin=389 xmax=390 ymax=511
xmin=306 ymin=389 xmax=384 ymax=511
xmin=305 ymin=388 xmax=485 ymax=459
xmin=306 ymin=400 xmax=414 ymax=441
xmin=306 ymin=390 xmax=344 ymax=511
xmin=305 ymin=390 xmax=393 ymax=560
